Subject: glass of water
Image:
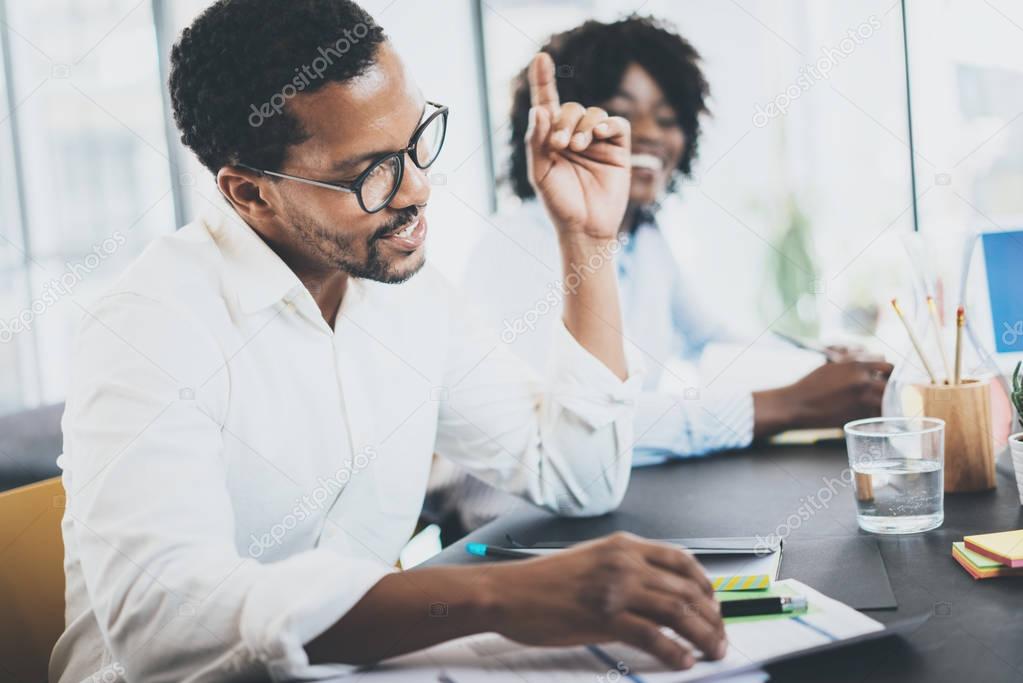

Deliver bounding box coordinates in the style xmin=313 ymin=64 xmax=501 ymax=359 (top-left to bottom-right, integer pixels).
xmin=843 ymin=417 xmax=945 ymax=534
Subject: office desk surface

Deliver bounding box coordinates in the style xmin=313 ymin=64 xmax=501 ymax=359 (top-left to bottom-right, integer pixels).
xmin=430 ymin=443 xmax=1023 ymax=682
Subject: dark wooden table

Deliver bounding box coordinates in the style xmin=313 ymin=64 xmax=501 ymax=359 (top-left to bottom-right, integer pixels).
xmin=431 ymin=443 xmax=1023 ymax=682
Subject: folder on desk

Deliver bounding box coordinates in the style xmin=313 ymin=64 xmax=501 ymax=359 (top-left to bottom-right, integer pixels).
xmin=533 ymin=536 xmax=778 ymax=554
xmin=769 ymin=428 xmax=845 ymax=445
xmin=781 ymin=536 xmax=897 ymax=610
xmin=533 ymin=537 xmax=783 ymax=592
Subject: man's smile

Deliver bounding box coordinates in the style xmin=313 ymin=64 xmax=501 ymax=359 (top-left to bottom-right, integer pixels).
xmin=379 ymin=212 xmax=427 ymax=251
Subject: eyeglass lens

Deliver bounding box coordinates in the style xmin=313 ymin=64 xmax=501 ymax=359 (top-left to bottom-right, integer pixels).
xmin=359 ymin=111 xmax=446 ymax=212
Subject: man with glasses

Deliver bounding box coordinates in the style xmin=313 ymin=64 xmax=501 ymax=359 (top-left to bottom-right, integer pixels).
xmin=51 ymin=1 xmax=725 ymax=682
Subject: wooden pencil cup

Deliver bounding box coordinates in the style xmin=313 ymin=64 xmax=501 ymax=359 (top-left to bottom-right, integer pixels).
xmin=917 ymin=379 xmax=996 ymax=493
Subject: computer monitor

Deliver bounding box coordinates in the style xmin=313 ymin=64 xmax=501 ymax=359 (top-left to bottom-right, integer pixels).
xmin=961 ymin=229 xmax=1023 ymax=376
xmin=980 ymin=231 xmax=1023 ymax=355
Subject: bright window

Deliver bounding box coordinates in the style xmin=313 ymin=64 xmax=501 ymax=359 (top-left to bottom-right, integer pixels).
xmin=0 ymin=0 xmax=177 ymax=410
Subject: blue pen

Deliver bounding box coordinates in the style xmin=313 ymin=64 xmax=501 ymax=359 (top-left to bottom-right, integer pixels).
xmin=465 ymin=542 xmax=537 ymax=560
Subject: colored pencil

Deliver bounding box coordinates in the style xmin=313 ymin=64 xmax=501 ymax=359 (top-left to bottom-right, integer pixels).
xmin=927 ymin=296 xmax=951 ymax=384
xmin=953 ymin=306 xmax=965 ymax=385
xmin=891 ymin=299 xmax=937 ymax=384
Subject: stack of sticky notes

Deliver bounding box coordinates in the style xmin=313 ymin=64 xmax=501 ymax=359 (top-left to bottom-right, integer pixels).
xmin=952 ymin=530 xmax=1023 ymax=580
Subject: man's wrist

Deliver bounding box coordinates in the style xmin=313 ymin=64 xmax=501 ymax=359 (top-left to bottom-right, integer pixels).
xmin=468 ymin=564 xmax=508 ymax=627
xmin=557 ymin=231 xmax=620 ymax=260
xmin=557 ymin=233 xmax=621 ymax=288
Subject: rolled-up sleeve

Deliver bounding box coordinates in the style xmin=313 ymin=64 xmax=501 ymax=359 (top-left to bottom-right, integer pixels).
xmin=60 ymin=294 xmax=392 ymax=683
xmin=433 ymin=291 xmax=643 ymax=518
xmin=632 ymin=388 xmax=754 ymax=464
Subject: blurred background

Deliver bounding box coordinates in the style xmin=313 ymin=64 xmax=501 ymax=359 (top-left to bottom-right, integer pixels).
xmin=0 ymin=0 xmax=1021 ymax=486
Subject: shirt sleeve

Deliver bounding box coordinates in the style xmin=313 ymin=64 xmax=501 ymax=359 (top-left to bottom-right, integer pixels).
xmin=632 ymin=388 xmax=754 ymax=460
xmin=433 ymin=286 xmax=644 ymax=518
xmin=61 ymin=293 xmax=393 ymax=683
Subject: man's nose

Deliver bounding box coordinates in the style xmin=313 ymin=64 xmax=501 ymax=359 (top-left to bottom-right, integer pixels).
xmin=389 ymin=152 xmax=431 ymax=209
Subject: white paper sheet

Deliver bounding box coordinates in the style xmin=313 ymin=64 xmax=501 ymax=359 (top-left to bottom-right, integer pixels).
xmin=348 ymin=579 xmax=882 ymax=682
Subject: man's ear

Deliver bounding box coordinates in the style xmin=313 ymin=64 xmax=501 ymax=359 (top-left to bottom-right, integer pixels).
xmin=217 ymin=166 xmax=276 ymax=222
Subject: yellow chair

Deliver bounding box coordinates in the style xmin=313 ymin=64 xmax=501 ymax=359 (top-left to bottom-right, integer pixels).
xmin=0 ymin=477 xmax=66 ymax=682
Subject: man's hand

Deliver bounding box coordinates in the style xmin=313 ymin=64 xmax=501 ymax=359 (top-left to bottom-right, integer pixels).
xmin=753 ymin=361 xmax=894 ymax=438
xmin=525 ymin=52 xmax=631 ymax=241
xmin=307 ymin=533 xmax=724 ymax=670
xmin=487 ymin=532 xmax=727 ymax=670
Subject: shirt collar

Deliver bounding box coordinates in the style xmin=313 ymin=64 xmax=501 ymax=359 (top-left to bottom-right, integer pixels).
xmin=203 ymin=203 xmax=305 ymax=314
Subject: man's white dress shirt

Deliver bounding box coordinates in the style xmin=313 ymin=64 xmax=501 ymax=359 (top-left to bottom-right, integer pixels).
xmin=51 ymin=204 xmax=641 ymax=683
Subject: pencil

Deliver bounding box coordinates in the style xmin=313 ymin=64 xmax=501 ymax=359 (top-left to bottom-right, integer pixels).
xmin=954 ymin=306 xmax=965 ymax=385
xmin=891 ymin=299 xmax=938 ymax=384
xmin=465 ymin=543 xmax=538 ymax=560
xmin=927 ymin=296 xmax=952 ymax=384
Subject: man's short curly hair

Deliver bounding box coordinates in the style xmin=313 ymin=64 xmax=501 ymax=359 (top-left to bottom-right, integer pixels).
xmin=169 ymin=0 xmax=386 ymax=174
xmin=507 ymin=15 xmax=709 ymax=200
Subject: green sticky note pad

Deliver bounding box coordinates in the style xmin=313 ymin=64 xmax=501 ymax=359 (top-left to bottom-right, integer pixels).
xmin=953 ymin=541 xmax=1003 ymax=568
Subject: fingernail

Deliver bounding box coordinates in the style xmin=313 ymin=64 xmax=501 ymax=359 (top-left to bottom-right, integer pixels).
xmin=716 ymin=641 xmax=728 ymax=659
xmin=681 ymin=653 xmax=695 ymax=669
xmin=553 ymin=130 xmax=569 ymax=145
xmin=595 ymin=123 xmax=609 ymax=135
xmin=572 ymin=132 xmax=586 ymax=147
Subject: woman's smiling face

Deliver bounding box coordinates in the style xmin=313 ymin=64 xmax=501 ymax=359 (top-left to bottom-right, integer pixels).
xmin=600 ymin=63 xmax=687 ymax=209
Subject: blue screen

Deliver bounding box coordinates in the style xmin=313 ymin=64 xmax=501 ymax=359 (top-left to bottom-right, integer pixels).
xmin=981 ymin=231 xmax=1023 ymax=353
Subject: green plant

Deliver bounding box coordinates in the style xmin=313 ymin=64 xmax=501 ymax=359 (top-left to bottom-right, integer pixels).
xmin=1013 ymin=362 xmax=1023 ymax=431
xmin=766 ymin=194 xmax=819 ymax=338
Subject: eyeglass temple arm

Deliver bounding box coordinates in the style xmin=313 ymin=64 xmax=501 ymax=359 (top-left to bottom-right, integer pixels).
xmin=236 ymin=164 xmax=357 ymax=194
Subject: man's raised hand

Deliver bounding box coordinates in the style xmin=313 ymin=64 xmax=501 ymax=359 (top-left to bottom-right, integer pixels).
xmin=525 ymin=52 xmax=631 ymax=242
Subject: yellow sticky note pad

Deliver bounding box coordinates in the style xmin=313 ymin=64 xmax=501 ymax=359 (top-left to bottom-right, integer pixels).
xmin=964 ymin=530 xmax=1023 ymax=568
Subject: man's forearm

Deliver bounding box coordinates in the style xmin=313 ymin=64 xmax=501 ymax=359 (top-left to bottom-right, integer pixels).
xmin=558 ymin=234 xmax=629 ymax=380
xmin=306 ymin=565 xmax=498 ymax=665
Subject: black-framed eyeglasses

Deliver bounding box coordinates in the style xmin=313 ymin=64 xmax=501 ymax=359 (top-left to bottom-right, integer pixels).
xmin=241 ymin=101 xmax=448 ymax=214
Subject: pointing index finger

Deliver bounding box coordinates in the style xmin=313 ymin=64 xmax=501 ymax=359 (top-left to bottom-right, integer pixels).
xmin=528 ymin=52 xmax=560 ymax=113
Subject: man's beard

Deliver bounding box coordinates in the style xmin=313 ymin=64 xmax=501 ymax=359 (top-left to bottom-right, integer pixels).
xmin=291 ymin=206 xmax=425 ymax=284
